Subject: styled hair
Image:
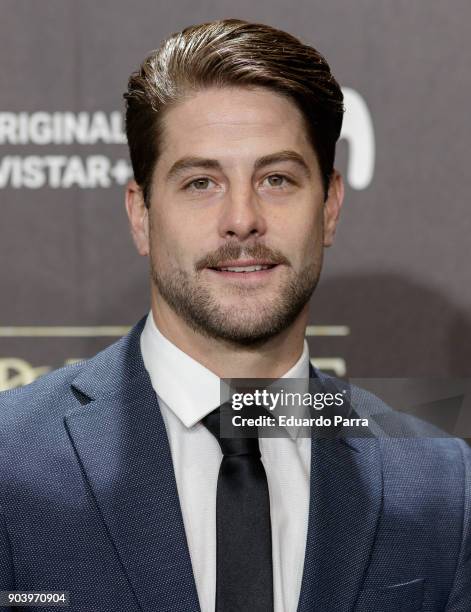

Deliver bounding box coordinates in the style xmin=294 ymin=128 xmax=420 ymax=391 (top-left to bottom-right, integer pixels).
xmin=124 ymin=19 xmax=344 ymax=205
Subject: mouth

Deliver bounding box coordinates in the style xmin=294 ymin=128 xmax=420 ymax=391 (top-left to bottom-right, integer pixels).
xmin=206 ymin=260 xmax=280 ymax=280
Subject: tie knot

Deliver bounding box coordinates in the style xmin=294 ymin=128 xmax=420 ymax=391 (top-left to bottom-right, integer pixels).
xmin=202 ymin=403 xmax=261 ymax=458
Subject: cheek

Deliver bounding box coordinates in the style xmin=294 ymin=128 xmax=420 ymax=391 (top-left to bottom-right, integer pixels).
xmin=149 ymin=213 xmax=202 ymax=271
xmin=281 ymin=208 xmax=322 ymax=262
xmin=149 ymin=214 xmax=176 ymax=268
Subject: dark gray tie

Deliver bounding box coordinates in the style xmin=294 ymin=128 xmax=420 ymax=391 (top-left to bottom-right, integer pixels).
xmin=202 ymin=402 xmax=274 ymax=612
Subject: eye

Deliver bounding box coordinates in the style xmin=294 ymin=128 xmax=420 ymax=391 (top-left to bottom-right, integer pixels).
xmin=184 ymin=177 xmax=215 ymax=191
xmin=263 ymin=174 xmax=294 ymax=188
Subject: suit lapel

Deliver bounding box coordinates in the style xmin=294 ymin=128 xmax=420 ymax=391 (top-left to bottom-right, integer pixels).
xmin=297 ymin=367 xmax=383 ymax=612
xmin=64 ymin=319 xmax=201 ymax=612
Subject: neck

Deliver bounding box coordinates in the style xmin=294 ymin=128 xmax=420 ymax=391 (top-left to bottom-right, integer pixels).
xmin=150 ymin=296 xmax=309 ymax=379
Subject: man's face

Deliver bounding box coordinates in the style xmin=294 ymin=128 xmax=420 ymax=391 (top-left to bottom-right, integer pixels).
xmin=127 ymin=86 xmax=343 ymax=346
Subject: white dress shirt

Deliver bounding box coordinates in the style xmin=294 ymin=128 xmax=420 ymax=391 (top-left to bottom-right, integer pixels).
xmin=140 ymin=312 xmax=311 ymax=612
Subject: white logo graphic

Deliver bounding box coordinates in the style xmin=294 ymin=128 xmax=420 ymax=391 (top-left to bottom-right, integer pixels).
xmin=340 ymin=88 xmax=375 ymax=190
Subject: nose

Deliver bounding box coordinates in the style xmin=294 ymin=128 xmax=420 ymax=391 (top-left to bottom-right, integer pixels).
xmin=217 ymin=182 xmax=267 ymax=240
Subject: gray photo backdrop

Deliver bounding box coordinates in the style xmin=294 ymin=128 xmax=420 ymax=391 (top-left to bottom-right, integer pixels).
xmin=1 ymin=0 xmax=470 ymax=440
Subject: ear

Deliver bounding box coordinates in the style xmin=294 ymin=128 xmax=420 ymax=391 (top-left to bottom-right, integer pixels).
xmin=125 ymin=180 xmax=149 ymax=256
xmin=323 ymin=170 xmax=344 ymax=247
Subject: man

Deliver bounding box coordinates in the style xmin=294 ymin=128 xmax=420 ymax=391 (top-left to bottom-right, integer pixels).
xmin=0 ymin=19 xmax=470 ymax=612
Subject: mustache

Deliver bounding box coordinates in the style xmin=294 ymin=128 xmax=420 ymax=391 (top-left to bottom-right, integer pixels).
xmin=195 ymin=242 xmax=290 ymax=271
xmin=195 ymin=243 xmax=291 ymax=271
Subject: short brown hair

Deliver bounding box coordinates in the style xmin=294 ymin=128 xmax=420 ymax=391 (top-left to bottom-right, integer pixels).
xmin=124 ymin=19 xmax=344 ymax=205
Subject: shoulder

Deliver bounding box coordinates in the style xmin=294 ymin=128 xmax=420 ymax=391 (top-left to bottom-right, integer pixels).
xmin=0 ymin=359 xmax=84 ymax=428
xmin=314 ymin=367 xmax=471 ymax=483
xmin=0 ymin=316 xmax=147 ymax=439
xmin=0 ymin=317 xmax=148 ymax=504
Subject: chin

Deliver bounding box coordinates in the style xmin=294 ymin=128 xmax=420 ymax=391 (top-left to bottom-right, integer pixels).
xmin=193 ymin=305 xmax=303 ymax=347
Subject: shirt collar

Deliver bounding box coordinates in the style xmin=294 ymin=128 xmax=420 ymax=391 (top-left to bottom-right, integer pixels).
xmin=140 ymin=311 xmax=310 ymax=439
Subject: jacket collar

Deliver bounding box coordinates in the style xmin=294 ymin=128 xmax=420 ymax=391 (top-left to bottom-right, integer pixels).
xmin=66 ymin=316 xmax=201 ymax=612
xmin=300 ymin=365 xmax=383 ymax=611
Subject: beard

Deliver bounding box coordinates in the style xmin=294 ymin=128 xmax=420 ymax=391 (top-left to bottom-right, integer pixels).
xmin=150 ymin=242 xmax=322 ymax=347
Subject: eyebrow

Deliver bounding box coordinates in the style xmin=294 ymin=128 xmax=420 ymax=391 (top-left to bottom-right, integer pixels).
xmin=165 ymin=150 xmax=312 ymax=182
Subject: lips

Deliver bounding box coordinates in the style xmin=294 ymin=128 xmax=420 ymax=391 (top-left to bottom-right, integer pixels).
xmin=208 ymin=259 xmax=278 ymax=273
xmin=213 ymin=265 xmax=276 ymax=273
xmin=205 ymin=261 xmax=280 ymax=283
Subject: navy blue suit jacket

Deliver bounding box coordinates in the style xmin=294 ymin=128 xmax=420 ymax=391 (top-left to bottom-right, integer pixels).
xmin=1 ymin=317 xmax=470 ymax=611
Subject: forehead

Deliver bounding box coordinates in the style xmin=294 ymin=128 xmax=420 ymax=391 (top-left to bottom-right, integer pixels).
xmin=156 ymin=86 xmax=315 ymax=168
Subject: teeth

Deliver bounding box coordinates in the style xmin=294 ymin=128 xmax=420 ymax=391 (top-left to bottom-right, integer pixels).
xmin=219 ymin=265 xmax=271 ymax=272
